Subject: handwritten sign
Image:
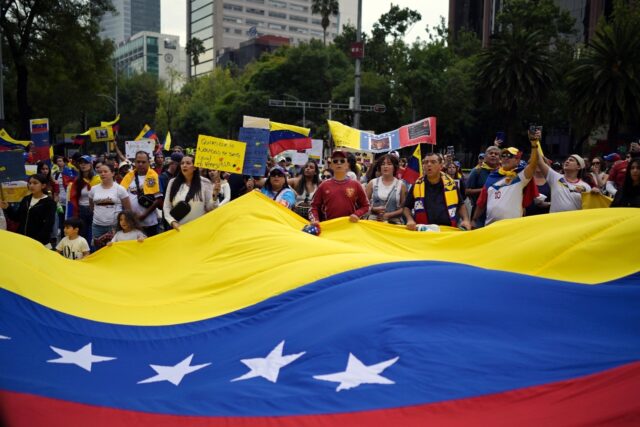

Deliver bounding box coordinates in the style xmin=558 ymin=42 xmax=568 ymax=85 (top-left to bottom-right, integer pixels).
xmin=292 ymin=152 xmax=309 ymax=166
xmin=239 ymin=127 xmax=269 ymax=176
xmin=125 ymin=139 xmax=155 ymax=159
xmin=195 ymin=135 xmax=246 ymax=174
xmin=0 ymin=151 xmax=27 ymax=183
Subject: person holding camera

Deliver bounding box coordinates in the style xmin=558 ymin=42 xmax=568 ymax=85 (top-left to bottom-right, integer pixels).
xmin=120 ymin=151 xmax=163 ymax=237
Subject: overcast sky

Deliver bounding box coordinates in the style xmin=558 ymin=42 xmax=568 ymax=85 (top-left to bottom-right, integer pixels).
xmin=160 ymin=1 xmax=449 ymax=45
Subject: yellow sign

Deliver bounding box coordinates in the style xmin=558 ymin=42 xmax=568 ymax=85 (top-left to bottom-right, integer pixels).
xmin=195 ymin=135 xmax=246 ymax=174
xmin=89 ymin=126 xmax=114 ymax=143
xmin=1 ymin=181 xmax=29 ymax=203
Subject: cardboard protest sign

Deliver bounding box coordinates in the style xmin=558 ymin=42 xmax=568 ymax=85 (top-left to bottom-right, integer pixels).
xmin=308 ymin=139 xmax=323 ymax=162
xmin=125 ymin=139 xmax=155 ymax=159
xmin=238 ymin=127 xmax=269 ymax=177
xmin=292 ymin=152 xmax=309 ymax=166
xmin=0 ymin=181 xmax=29 ymax=202
xmin=195 ymin=135 xmax=246 ymax=174
xmin=0 ymin=151 xmax=27 ymax=183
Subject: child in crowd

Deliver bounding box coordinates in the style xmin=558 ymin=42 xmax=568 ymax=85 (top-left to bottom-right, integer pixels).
xmin=108 ymin=210 xmax=146 ymax=245
xmin=56 ymin=218 xmax=90 ymax=260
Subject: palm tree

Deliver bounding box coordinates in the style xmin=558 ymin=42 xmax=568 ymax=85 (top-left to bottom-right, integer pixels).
xmin=567 ymin=19 xmax=640 ymax=143
xmin=311 ymin=0 xmax=340 ymax=46
xmin=185 ymin=37 xmax=206 ymax=78
xmin=477 ymin=30 xmax=555 ymax=142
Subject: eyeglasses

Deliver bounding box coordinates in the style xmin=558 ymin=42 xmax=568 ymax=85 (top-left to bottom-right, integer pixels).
xmin=331 ymin=158 xmax=346 ymax=164
xmin=591 ymin=161 xmax=601 ymax=165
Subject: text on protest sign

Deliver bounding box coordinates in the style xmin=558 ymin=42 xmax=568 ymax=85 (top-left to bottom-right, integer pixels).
xmin=239 ymin=127 xmax=269 ymax=176
xmin=125 ymin=139 xmax=155 ymax=159
xmin=195 ymin=135 xmax=246 ymax=174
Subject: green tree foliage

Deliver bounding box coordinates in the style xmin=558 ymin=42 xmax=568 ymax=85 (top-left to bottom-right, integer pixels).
xmin=0 ymin=0 xmax=114 ymax=137
xmin=117 ymin=73 xmax=162 ymax=139
xmin=311 ymin=0 xmax=339 ymax=46
xmin=567 ymin=0 xmax=640 ymax=142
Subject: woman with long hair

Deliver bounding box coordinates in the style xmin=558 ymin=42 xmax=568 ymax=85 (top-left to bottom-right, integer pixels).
xmin=365 ymin=154 xmax=407 ymax=224
xmin=289 ymin=161 xmax=320 ymax=218
xmin=586 ymin=156 xmax=607 ymax=191
xmin=66 ymin=155 xmax=101 ymax=242
xmin=1 ymin=174 xmax=57 ymax=246
xmin=611 ymin=157 xmax=640 ymax=207
xmin=163 ymin=155 xmax=219 ymax=231
xmin=89 ymin=164 xmax=131 ymax=249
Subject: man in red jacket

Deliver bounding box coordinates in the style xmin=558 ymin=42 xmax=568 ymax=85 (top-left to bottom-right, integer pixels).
xmin=310 ymin=150 xmax=370 ymax=226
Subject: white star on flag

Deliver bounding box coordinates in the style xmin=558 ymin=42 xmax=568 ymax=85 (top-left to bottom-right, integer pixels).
xmin=231 ymin=340 xmax=305 ymax=383
xmin=0 ymin=335 xmax=10 ymax=340
xmin=313 ymin=353 xmax=399 ymax=391
xmin=48 ymin=343 xmax=116 ymax=372
xmin=138 ymin=354 xmax=210 ymax=386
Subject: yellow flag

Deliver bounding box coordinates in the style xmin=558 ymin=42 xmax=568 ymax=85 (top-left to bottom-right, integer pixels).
xmin=327 ymin=120 xmax=362 ymax=150
xmin=164 ymin=131 xmax=172 ymax=151
xmin=135 ymin=125 xmax=151 ymax=141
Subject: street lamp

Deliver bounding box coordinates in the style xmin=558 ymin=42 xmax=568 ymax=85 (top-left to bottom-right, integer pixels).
xmin=282 ymin=93 xmax=306 ymax=127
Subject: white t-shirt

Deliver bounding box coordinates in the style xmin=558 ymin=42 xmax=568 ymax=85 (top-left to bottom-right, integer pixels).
xmin=547 ymin=169 xmax=591 ymax=213
xmin=79 ymin=185 xmax=91 ymax=207
xmin=56 ymin=173 xmax=67 ymax=205
xmin=56 ymin=236 xmax=90 ymax=260
xmin=89 ymin=184 xmax=129 ymax=226
xmin=126 ymin=173 xmax=160 ymax=227
xmin=111 ymin=229 xmax=146 ymax=243
xmin=485 ymin=170 xmax=531 ymax=226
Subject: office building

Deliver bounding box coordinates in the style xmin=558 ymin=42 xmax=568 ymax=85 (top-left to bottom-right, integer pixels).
xmin=114 ymin=32 xmax=188 ymax=85
xmin=100 ymin=0 xmax=161 ymax=45
xmin=187 ymin=0 xmax=358 ymax=77
xmin=448 ymin=0 xmax=613 ymax=47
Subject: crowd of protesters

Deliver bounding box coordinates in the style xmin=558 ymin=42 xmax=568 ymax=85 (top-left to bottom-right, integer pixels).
xmin=1 ymin=128 xmax=639 ymax=259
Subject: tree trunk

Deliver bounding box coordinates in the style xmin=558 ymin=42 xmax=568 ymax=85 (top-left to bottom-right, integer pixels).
xmin=16 ymin=61 xmax=32 ymax=139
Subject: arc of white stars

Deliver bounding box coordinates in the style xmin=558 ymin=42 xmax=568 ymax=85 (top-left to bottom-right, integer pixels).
xmin=313 ymin=353 xmax=399 ymax=391
xmin=47 ymin=343 xmax=116 ymax=372
xmin=0 ymin=335 xmax=10 ymax=340
xmin=231 ymin=340 xmax=305 ymax=383
xmin=138 ymin=354 xmax=211 ymax=386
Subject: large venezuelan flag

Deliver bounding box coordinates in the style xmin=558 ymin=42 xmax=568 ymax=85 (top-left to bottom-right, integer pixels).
xmin=1 ymin=192 xmax=639 ymax=426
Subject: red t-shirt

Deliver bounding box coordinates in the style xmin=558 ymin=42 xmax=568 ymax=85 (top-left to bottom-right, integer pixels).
xmin=310 ymin=178 xmax=370 ymax=223
xmin=608 ymin=160 xmax=628 ymax=188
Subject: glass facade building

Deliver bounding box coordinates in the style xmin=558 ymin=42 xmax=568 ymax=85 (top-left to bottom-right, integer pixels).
xmin=100 ymin=0 xmax=161 ymax=44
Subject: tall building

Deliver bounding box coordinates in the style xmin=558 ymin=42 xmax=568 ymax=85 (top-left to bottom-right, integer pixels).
xmin=187 ymin=0 xmax=358 ymax=77
xmin=114 ymin=32 xmax=188 ymax=86
xmin=99 ymin=0 xmax=161 ymax=45
xmin=448 ymin=0 xmax=613 ymax=47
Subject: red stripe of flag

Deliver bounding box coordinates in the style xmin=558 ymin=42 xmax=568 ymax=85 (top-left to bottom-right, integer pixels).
xmin=2 ymin=361 xmax=639 ymax=427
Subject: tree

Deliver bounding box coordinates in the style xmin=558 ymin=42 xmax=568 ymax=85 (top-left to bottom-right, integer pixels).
xmin=567 ymin=1 xmax=640 ymax=144
xmin=311 ymin=0 xmax=339 ymax=46
xmin=0 ymin=0 xmax=114 ymax=137
xmin=117 ymin=73 xmax=162 ymax=139
xmin=186 ymin=37 xmax=206 ymax=77
xmin=477 ymin=30 xmax=555 ymax=143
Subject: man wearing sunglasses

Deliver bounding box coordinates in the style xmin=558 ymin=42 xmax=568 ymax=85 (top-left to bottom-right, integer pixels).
xmin=472 ymin=130 xmax=540 ymax=226
xmin=309 ymin=150 xmax=369 ymax=226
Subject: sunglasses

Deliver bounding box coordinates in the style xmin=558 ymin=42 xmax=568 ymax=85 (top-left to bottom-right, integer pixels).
xmin=331 ymin=158 xmax=346 ymax=164
xmin=501 ymin=153 xmax=515 ymax=159
xmin=321 ymin=174 xmax=332 ymax=179
xmin=592 ymin=161 xmax=601 ymax=165
xmin=270 ymin=172 xmax=284 ymax=178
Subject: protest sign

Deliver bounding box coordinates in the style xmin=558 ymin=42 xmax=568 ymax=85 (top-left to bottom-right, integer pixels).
xmin=29 ymin=118 xmax=50 ymax=162
xmin=308 ymin=139 xmax=323 ymax=162
xmin=0 ymin=181 xmax=29 ymax=202
xmin=238 ymin=127 xmax=269 ymax=176
xmin=0 ymin=151 xmax=27 ymax=183
xmin=125 ymin=139 xmax=155 ymax=159
xmin=90 ymin=126 xmax=114 ymax=143
xmin=195 ymin=135 xmax=246 ymax=174
xmin=25 ymin=165 xmax=37 ymax=176
xmin=292 ymin=152 xmax=309 ymax=166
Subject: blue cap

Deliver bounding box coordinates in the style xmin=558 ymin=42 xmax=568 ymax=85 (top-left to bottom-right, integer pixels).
xmin=78 ymin=155 xmax=92 ymax=164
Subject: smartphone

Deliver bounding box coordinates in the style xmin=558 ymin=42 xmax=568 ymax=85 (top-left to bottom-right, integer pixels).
xmin=529 ymin=124 xmax=543 ymax=133
xmin=446 ymin=146 xmax=455 ymax=156
xmin=496 ymin=131 xmax=505 ymax=141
